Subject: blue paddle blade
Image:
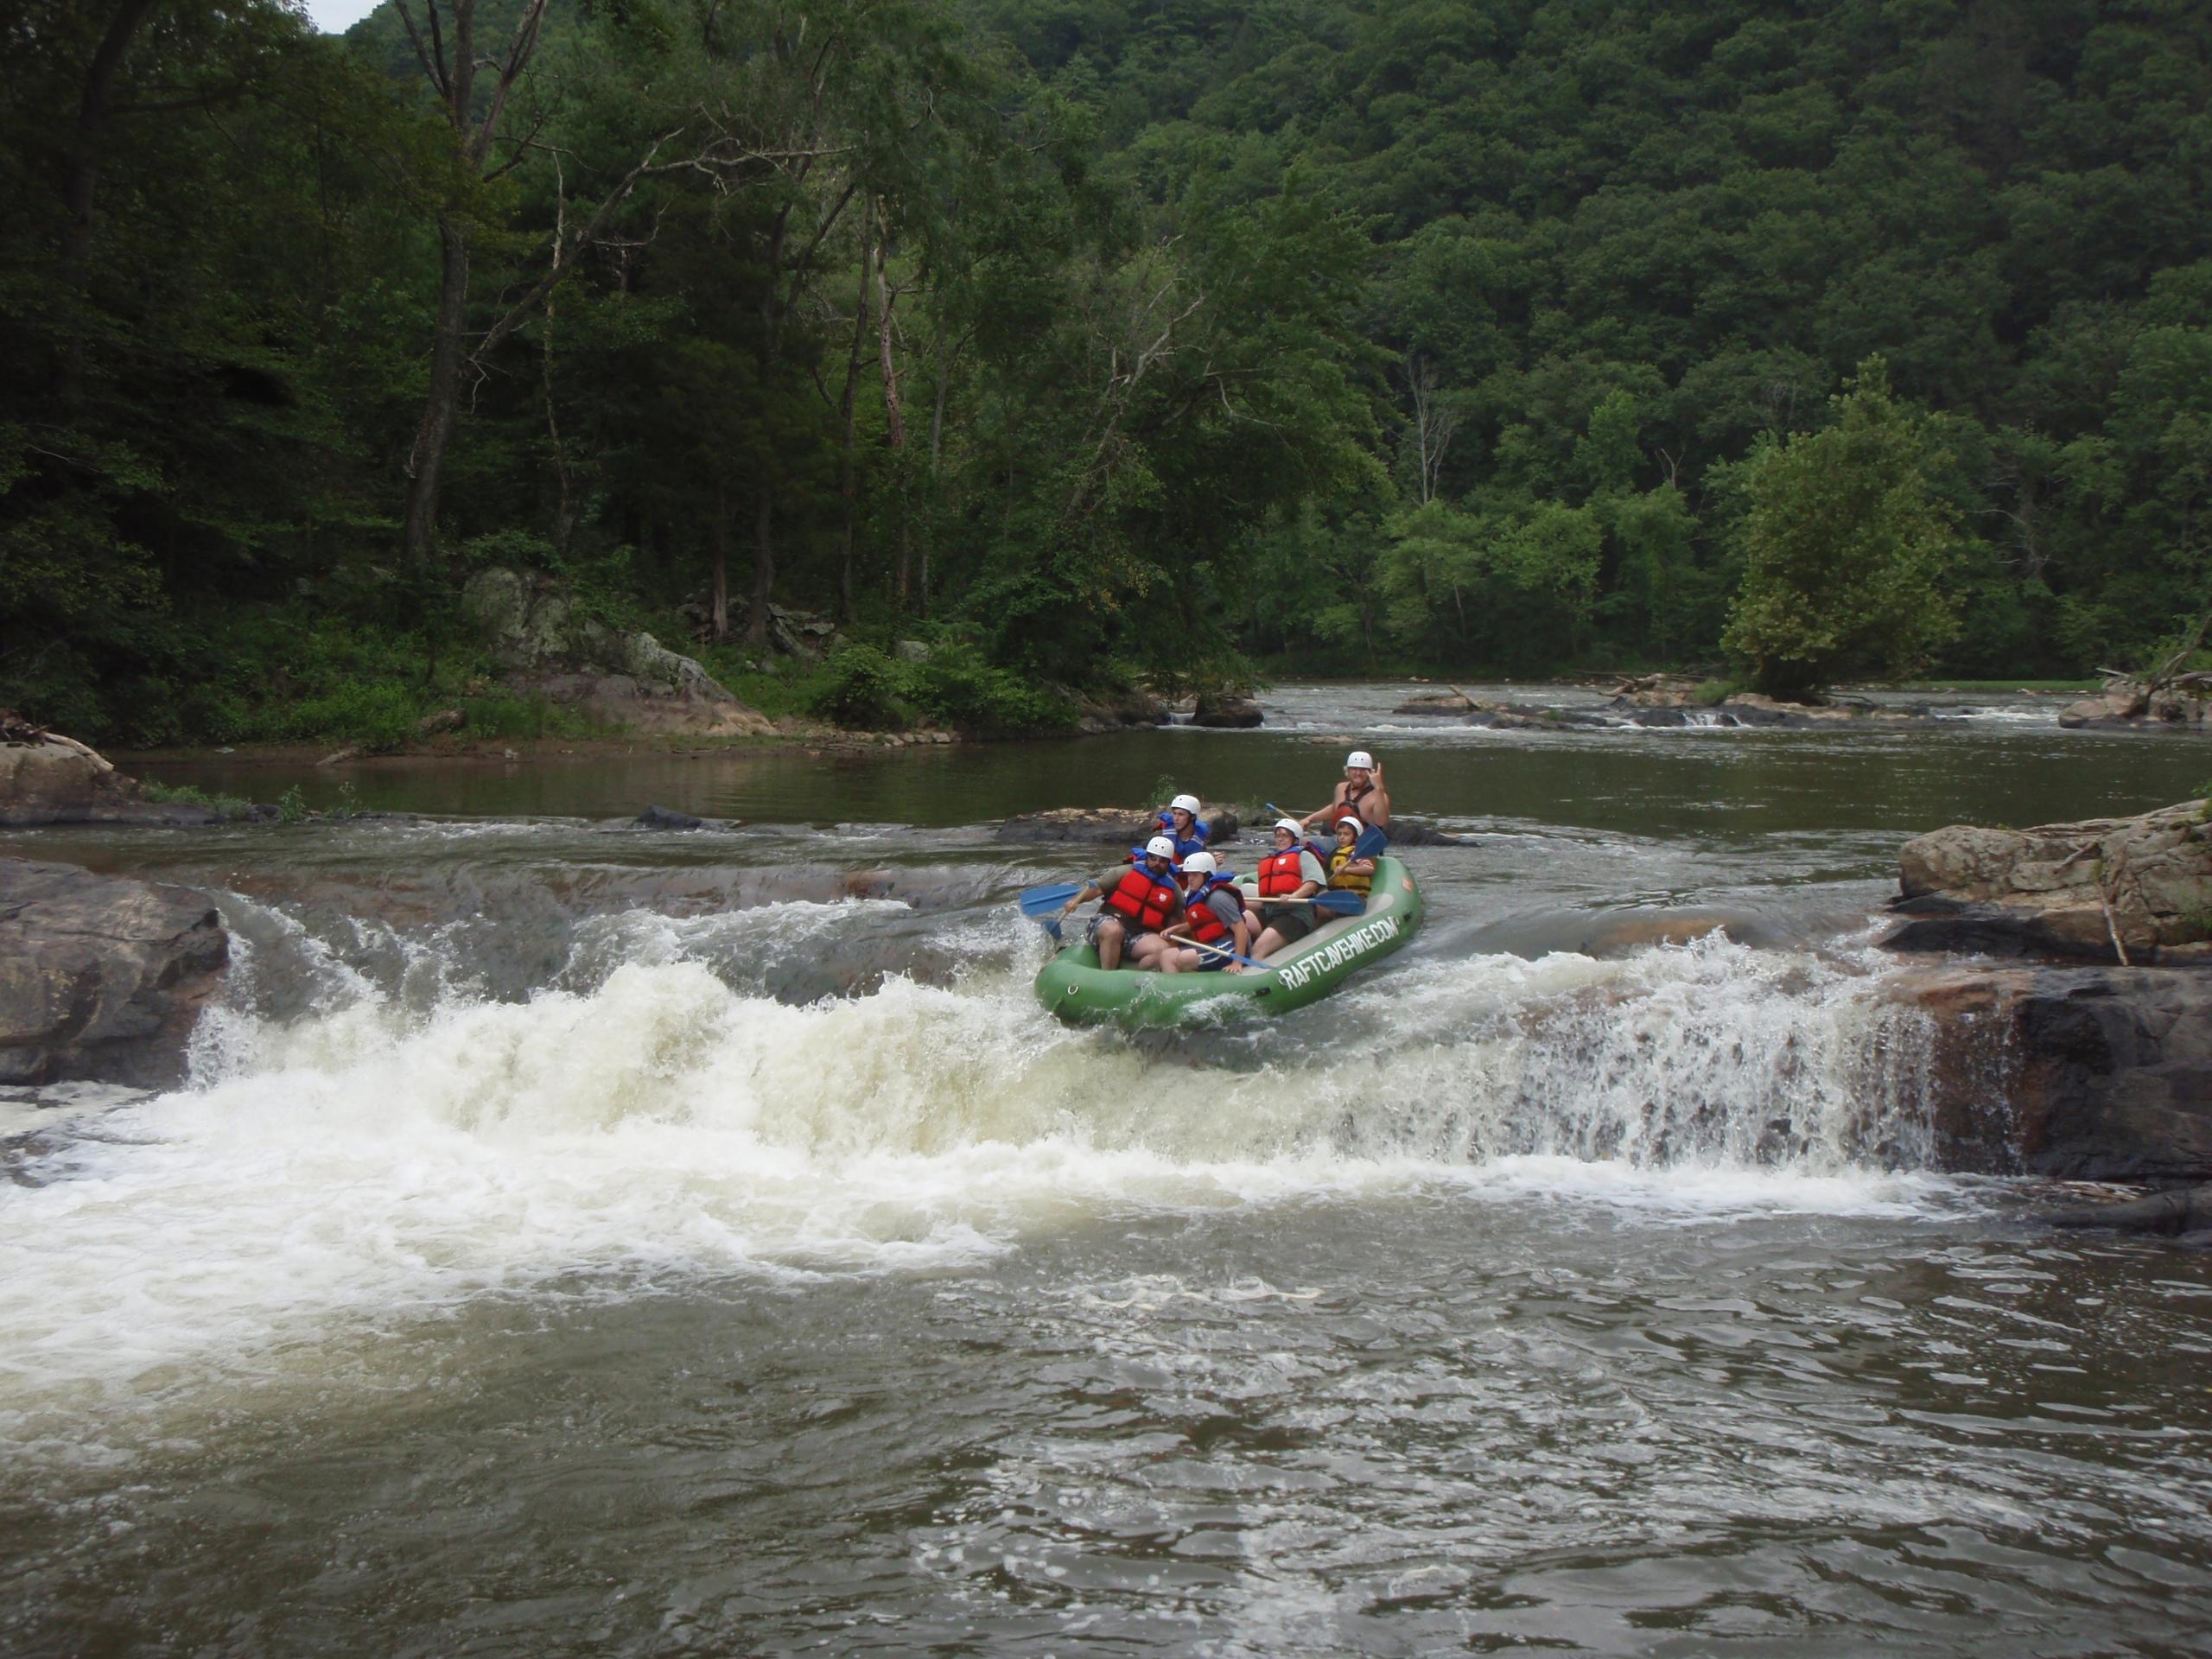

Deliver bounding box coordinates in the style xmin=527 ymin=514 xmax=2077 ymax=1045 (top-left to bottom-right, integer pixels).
xmin=1018 ymin=882 xmax=1083 ymax=917
xmin=1352 ymin=824 xmax=1389 ymax=860
xmin=1041 ymin=914 xmax=1064 ymax=943
xmin=1312 ymin=889 xmax=1366 ymax=916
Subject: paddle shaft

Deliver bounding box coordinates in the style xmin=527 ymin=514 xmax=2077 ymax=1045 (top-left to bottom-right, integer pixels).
xmin=1179 ymin=936 xmax=1269 ymax=970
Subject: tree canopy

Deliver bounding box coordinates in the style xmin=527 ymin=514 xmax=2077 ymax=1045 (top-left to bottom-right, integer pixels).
xmin=3 ymin=0 xmax=2209 ymax=741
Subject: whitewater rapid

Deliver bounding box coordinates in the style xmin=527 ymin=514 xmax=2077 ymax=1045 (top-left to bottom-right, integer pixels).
xmin=0 ymin=886 xmax=1983 ymax=1460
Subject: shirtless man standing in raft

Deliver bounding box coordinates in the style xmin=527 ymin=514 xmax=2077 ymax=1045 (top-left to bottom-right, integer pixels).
xmin=1301 ymin=749 xmax=1390 ymax=834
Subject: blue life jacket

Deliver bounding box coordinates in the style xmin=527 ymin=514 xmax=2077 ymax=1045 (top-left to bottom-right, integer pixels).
xmin=1152 ymin=810 xmax=1211 ymax=861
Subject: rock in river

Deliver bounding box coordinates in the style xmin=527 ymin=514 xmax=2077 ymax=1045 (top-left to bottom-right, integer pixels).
xmin=1191 ymin=692 xmax=1263 ymax=728
xmin=2044 ymin=1181 xmax=2212 ymax=1249
xmin=1885 ymin=798 xmax=2212 ymax=963
xmin=0 ymin=859 xmax=230 ymax=1088
xmin=1893 ymin=963 xmax=2212 ymax=1182
xmin=997 ymin=806 xmax=1241 ymax=844
xmin=0 ymin=731 xmax=224 ymax=827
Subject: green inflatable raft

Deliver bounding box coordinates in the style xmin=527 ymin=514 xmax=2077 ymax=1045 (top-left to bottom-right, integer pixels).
xmin=1034 ymin=855 xmax=1425 ymax=1027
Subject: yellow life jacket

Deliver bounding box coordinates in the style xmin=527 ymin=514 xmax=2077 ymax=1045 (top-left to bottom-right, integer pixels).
xmin=1327 ymin=846 xmax=1372 ymax=894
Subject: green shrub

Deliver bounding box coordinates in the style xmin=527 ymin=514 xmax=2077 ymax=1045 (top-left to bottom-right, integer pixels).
xmin=180 ymin=684 xmax=253 ymax=744
xmin=811 ymin=645 xmax=909 ymax=729
xmin=902 ymin=645 xmax=1077 ymax=734
xmin=1691 ymin=678 xmax=1739 ymax=706
xmin=276 ymin=784 xmax=308 ymax=824
xmin=460 ymin=692 xmax=594 ymax=741
xmin=283 ymin=682 xmax=423 ymax=751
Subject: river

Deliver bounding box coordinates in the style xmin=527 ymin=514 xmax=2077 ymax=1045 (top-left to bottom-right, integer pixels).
xmin=3 ymin=683 xmax=2209 ymax=1656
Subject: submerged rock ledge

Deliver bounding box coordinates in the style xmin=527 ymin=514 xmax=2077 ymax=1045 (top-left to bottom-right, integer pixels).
xmin=0 ymin=858 xmax=229 ymax=1088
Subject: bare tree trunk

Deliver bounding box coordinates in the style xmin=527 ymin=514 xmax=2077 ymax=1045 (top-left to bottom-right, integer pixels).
xmin=921 ymin=330 xmax=953 ymax=619
xmin=543 ymin=154 xmax=575 ymax=557
xmin=871 ymin=232 xmax=910 ymax=605
xmin=711 ymin=478 xmax=730 ymax=641
xmin=747 ymin=492 xmax=775 ymax=648
xmin=54 ymin=0 xmax=160 ymax=408
xmin=402 ymin=215 xmax=470 ymax=569
xmin=835 ymin=211 xmax=872 ymax=623
xmin=873 ymin=236 xmax=906 ymax=448
xmin=1403 ymin=355 xmax=1459 ymax=506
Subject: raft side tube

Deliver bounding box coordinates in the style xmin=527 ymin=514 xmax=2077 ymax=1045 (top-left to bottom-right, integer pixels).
xmin=1033 ymin=856 xmax=1425 ymax=1027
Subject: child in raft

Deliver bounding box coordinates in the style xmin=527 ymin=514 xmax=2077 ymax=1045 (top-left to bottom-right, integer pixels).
xmin=1324 ymin=813 xmax=1376 ymax=900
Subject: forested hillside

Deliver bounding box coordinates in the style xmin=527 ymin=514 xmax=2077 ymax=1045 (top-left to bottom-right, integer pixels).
xmin=3 ymin=0 xmax=2208 ymax=743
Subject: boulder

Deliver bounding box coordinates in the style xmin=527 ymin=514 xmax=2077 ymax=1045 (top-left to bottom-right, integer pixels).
xmin=635 ymin=804 xmax=706 ymax=830
xmin=1 ymin=736 xmax=133 ymax=825
xmin=1395 ymin=690 xmax=1476 ymax=714
xmin=2044 ymin=1182 xmax=2212 ymax=1248
xmin=1716 ymin=693 xmax=1791 ymax=726
xmin=1892 ymin=963 xmax=2212 ymax=1181
xmin=462 ymin=568 xmax=774 ymax=738
xmin=1608 ymin=674 xmax=1706 ymax=708
xmin=1191 ymin=692 xmax=1263 ymax=728
xmin=2059 ymin=685 xmax=2211 ymax=730
xmin=1885 ymin=798 xmax=2212 ymax=963
xmin=0 ymin=733 xmax=222 ymax=826
xmin=0 ymin=859 xmax=229 ymax=1088
xmin=1068 ymin=687 xmax=1170 ymax=735
xmin=997 ymin=806 xmax=1241 ymax=845
xmin=1386 ymin=818 xmax=1476 ymax=847
xmin=1461 ymin=702 xmax=1609 ymax=730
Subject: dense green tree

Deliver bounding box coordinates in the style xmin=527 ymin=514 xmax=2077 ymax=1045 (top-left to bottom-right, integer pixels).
xmin=1721 ymin=360 xmax=1967 ymax=697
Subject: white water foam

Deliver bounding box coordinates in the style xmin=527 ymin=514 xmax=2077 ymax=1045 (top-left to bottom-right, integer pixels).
xmin=0 ymin=918 xmax=1969 ymax=1445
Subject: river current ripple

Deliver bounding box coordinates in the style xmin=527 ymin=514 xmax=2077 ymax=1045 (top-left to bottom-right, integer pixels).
xmin=1 ymin=683 xmax=2209 ymax=1654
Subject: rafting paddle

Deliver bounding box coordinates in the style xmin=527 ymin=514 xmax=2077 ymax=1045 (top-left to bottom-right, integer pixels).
xmin=1247 ymin=887 xmax=1364 ymax=915
xmin=1181 ymin=937 xmax=1271 ymax=970
xmin=1018 ymin=882 xmax=1083 ymax=917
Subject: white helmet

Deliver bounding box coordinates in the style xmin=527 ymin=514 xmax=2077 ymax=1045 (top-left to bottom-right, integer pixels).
xmin=1345 ymin=750 xmax=1376 ymax=771
xmin=1144 ymin=835 xmax=1178 ymax=860
xmin=1170 ymin=792 xmax=1201 ymax=815
xmin=1274 ymin=817 xmax=1305 ymax=838
xmin=1181 ymin=851 xmax=1216 ymax=877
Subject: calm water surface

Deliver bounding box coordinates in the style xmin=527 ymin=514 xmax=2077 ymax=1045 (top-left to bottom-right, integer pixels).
xmin=3 ymin=683 xmax=2208 ymax=1656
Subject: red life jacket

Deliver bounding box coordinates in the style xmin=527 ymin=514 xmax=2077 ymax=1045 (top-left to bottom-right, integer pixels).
xmin=1103 ymin=867 xmax=1179 ymax=930
xmin=1183 ymin=883 xmax=1242 ymax=945
xmin=1327 ymin=781 xmax=1373 ymax=830
xmin=1257 ymin=849 xmax=1308 ymax=897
